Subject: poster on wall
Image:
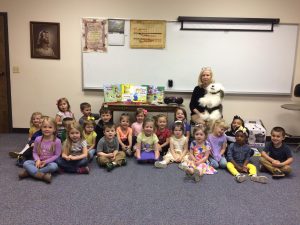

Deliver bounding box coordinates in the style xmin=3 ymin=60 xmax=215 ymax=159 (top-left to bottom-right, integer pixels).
xmin=130 ymin=20 xmax=166 ymax=49
xmin=82 ymin=18 xmax=108 ymax=52
xmin=108 ymin=19 xmax=125 ymax=46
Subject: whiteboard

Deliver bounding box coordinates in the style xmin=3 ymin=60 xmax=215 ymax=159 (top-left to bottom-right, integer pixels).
xmin=82 ymin=21 xmax=299 ymax=94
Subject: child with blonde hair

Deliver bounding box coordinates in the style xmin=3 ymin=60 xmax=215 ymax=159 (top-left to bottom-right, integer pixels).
xmin=9 ymin=112 xmax=43 ymax=159
xmin=116 ymin=113 xmax=133 ymax=156
xmin=155 ymin=121 xmax=188 ymax=169
xmin=155 ymin=114 xmax=171 ymax=156
xmin=19 ymin=117 xmax=61 ymax=183
xmin=83 ymin=119 xmax=97 ymax=162
xmin=57 ymin=122 xmax=89 ymax=174
xmin=135 ymin=117 xmax=160 ymax=163
xmin=184 ymin=126 xmax=217 ymax=182
xmin=28 ymin=112 xmax=43 ymax=140
xmin=208 ymin=119 xmax=229 ymax=169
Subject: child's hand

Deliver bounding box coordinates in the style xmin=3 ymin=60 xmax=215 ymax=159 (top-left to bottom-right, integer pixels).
xmin=35 ymin=160 xmax=41 ymax=168
xmin=109 ymin=153 xmax=114 ymax=158
xmin=242 ymin=165 xmax=249 ymax=173
xmin=272 ymin=160 xmax=281 ymax=167
xmin=40 ymin=161 xmax=46 ymax=168
xmin=236 ymin=165 xmax=243 ymax=173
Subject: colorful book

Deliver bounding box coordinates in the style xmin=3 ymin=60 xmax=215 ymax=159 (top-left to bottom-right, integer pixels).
xmin=103 ymin=84 xmax=122 ymax=102
xmin=144 ymin=85 xmax=165 ymax=103
xmin=121 ymin=84 xmax=147 ymax=102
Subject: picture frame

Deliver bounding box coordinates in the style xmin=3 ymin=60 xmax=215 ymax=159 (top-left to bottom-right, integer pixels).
xmin=30 ymin=21 xmax=60 ymax=59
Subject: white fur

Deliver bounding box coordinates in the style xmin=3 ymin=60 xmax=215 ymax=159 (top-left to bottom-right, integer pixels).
xmin=199 ymin=83 xmax=224 ymax=121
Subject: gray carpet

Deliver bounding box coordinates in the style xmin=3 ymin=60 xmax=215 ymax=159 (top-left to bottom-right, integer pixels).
xmin=1 ymin=133 xmax=300 ymax=225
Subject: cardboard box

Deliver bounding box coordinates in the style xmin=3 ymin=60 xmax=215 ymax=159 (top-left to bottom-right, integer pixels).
xmin=245 ymin=119 xmax=266 ymax=148
xmin=103 ymin=84 xmax=122 ymax=102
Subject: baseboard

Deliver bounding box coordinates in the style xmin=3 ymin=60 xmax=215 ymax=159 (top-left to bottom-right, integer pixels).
xmin=12 ymin=128 xmax=28 ymax=133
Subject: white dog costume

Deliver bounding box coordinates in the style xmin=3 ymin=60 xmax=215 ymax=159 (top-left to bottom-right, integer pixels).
xmin=199 ymin=83 xmax=224 ymax=121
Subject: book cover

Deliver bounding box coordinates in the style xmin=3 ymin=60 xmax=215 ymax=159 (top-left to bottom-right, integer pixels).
xmin=103 ymin=84 xmax=122 ymax=102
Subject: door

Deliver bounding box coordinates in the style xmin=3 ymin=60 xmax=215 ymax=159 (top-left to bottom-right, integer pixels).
xmin=0 ymin=12 xmax=12 ymax=133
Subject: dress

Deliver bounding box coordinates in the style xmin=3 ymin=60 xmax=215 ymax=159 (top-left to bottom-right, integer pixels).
xmin=189 ymin=85 xmax=206 ymax=116
xmin=189 ymin=140 xmax=217 ymax=174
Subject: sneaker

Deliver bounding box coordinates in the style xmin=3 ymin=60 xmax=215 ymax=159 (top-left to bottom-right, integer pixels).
xmin=193 ymin=168 xmax=202 ymax=182
xmin=9 ymin=151 xmax=19 ymax=158
xmin=18 ymin=170 xmax=29 ymax=179
xmin=78 ymin=166 xmax=90 ymax=174
xmin=120 ymin=159 xmax=127 ymax=166
xmin=272 ymin=169 xmax=285 ymax=178
xmin=126 ymin=149 xmax=132 ymax=156
xmin=43 ymin=173 xmax=52 ymax=183
xmin=235 ymin=174 xmax=247 ymax=183
xmin=154 ymin=161 xmax=167 ymax=169
xmin=178 ymin=163 xmax=189 ymax=171
xmin=250 ymin=175 xmax=268 ymax=184
xmin=106 ymin=162 xmax=114 ymax=172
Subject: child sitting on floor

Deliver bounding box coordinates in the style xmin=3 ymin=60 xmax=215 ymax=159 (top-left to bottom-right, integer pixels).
xmin=259 ymin=126 xmax=293 ymax=178
xmin=154 ymin=121 xmax=189 ymax=169
xmin=96 ymin=123 xmax=126 ymax=172
xmin=184 ymin=125 xmax=217 ymax=182
xmin=155 ymin=114 xmax=171 ymax=156
xmin=135 ymin=117 xmax=160 ymax=163
xmin=116 ymin=113 xmax=133 ymax=156
xmin=227 ymin=126 xmax=268 ymax=183
xmin=83 ymin=119 xmax=97 ymax=162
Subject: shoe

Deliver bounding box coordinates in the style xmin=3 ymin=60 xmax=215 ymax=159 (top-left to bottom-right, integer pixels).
xmin=34 ymin=172 xmax=45 ymax=181
xmin=120 ymin=159 xmax=127 ymax=166
xmin=9 ymin=151 xmax=19 ymax=158
xmin=106 ymin=162 xmax=114 ymax=172
xmin=126 ymin=149 xmax=132 ymax=156
xmin=154 ymin=161 xmax=167 ymax=169
xmin=193 ymin=168 xmax=202 ymax=182
xmin=18 ymin=170 xmax=29 ymax=179
xmin=250 ymin=175 xmax=268 ymax=184
xmin=178 ymin=163 xmax=189 ymax=171
xmin=77 ymin=166 xmax=90 ymax=174
xmin=43 ymin=173 xmax=52 ymax=183
xmin=235 ymin=174 xmax=247 ymax=183
xmin=272 ymin=169 xmax=285 ymax=178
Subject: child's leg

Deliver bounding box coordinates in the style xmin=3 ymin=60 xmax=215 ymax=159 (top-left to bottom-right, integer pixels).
xmin=88 ymin=149 xmax=96 ymax=161
xmin=219 ymin=156 xmax=228 ymax=169
xmin=247 ymin=163 xmax=268 ymax=183
xmin=280 ymin=165 xmax=292 ymax=175
xmin=113 ymin=151 xmax=126 ymax=166
xmin=97 ymin=155 xmax=111 ymax=167
xmin=227 ymin=162 xmax=247 ymax=183
xmin=259 ymin=157 xmax=276 ymax=174
xmin=226 ymin=162 xmax=239 ymax=176
xmin=39 ymin=162 xmax=59 ymax=174
xmin=209 ymin=157 xmax=219 ymax=169
xmin=22 ymin=160 xmax=38 ymax=177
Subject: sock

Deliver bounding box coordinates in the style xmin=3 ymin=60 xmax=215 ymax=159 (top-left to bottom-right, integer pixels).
xmin=112 ymin=162 xmax=117 ymax=166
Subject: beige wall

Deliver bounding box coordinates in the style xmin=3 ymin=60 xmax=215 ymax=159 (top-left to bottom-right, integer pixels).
xmin=2 ymin=0 xmax=300 ymax=134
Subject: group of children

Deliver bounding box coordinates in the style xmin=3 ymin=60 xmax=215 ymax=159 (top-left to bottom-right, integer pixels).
xmin=10 ymin=97 xmax=294 ymax=184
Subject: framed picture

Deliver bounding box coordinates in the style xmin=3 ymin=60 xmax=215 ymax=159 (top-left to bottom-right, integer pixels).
xmin=30 ymin=21 xmax=60 ymax=59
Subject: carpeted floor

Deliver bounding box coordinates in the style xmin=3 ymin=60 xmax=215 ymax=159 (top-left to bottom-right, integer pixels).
xmin=0 ymin=133 xmax=300 ymax=225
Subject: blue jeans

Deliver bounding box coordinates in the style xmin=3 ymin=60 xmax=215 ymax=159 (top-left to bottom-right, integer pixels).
xmin=88 ymin=149 xmax=96 ymax=161
xmin=209 ymin=156 xmax=227 ymax=169
xmin=23 ymin=160 xmax=58 ymax=176
xmin=56 ymin=157 xmax=88 ymax=173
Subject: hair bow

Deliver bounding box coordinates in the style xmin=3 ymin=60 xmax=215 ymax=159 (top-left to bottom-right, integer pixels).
xmin=143 ymin=109 xmax=148 ymax=115
xmin=87 ymin=116 xmax=95 ymax=121
xmin=235 ymin=126 xmax=248 ymax=136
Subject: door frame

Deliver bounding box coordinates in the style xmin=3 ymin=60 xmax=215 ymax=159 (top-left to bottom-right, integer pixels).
xmin=1 ymin=12 xmax=12 ymax=132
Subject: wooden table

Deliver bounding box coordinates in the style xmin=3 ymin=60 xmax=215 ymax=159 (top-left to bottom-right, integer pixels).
xmin=102 ymin=102 xmax=183 ymax=119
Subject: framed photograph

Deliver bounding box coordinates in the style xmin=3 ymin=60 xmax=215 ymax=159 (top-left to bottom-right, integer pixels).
xmin=30 ymin=21 xmax=60 ymax=59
